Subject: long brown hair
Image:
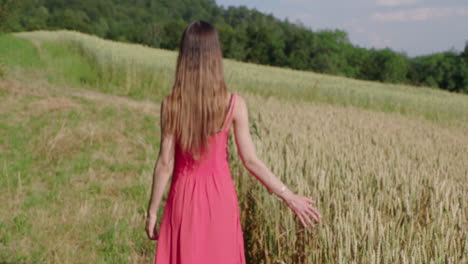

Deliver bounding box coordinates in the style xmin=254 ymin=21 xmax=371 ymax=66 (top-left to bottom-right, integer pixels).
xmin=162 ymin=20 xmax=230 ymax=161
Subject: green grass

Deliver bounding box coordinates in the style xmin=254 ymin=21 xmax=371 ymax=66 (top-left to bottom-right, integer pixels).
xmin=0 ymin=34 xmax=44 ymax=69
xmin=0 ymin=33 xmax=98 ymax=87
xmin=40 ymin=41 xmax=99 ymax=87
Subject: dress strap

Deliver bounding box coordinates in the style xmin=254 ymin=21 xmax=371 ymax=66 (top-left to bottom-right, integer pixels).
xmin=222 ymin=93 xmax=236 ymax=131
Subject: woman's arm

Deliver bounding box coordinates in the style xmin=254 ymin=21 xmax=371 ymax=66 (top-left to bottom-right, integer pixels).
xmin=232 ymin=95 xmax=321 ymax=228
xmin=147 ymin=98 xmax=175 ymax=218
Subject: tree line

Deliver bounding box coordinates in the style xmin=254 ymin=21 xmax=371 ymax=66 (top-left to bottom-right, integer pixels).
xmin=1 ymin=0 xmax=467 ymax=93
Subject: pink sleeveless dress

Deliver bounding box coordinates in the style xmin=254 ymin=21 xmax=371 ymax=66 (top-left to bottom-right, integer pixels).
xmin=154 ymin=93 xmax=246 ymax=264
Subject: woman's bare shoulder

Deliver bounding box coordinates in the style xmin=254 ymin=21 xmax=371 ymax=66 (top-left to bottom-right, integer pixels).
xmin=232 ymin=94 xmax=248 ymax=121
xmin=235 ymin=93 xmax=247 ymax=107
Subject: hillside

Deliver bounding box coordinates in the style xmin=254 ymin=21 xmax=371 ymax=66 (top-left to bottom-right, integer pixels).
xmin=2 ymin=0 xmax=468 ymax=93
xmin=4 ymin=30 xmax=468 ymax=125
xmin=0 ymin=32 xmax=467 ymax=263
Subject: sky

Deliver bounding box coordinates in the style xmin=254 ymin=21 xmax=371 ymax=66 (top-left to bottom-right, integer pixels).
xmin=215 ymin=0 xmax=468 ymax=57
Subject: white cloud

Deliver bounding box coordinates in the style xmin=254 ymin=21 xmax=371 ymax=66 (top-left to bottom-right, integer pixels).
xmin=455 ymin=8 xmax=468 ymax=17
xmin=376 ymin=0 xmax=424 ymax=7
xmin=370 ymin=7 xmax=468 ymax=22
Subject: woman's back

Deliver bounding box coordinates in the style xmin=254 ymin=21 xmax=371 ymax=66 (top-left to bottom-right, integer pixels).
xmin=172 ymin=92 xmax=236 ymax=176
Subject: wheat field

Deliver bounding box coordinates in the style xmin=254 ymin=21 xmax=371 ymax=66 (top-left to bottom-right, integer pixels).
xmin=14 ymin=30 xmax=468 ymax=124
xmin=0 ymin=31 xmax=467 ymax=263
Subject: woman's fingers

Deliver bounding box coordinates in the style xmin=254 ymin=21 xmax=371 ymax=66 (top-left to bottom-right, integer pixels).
xmin=305 ymin=203 xmax=320 ymax=220
xmin=146 ymin=227 xmax=153 ymax=239
xmin=153 ymin=225 xmax=159 ymax=240
xmin=302 ymin=211 xmax=315 ymax=228
xmin=145 ymin=217 xmax=158 ymax=240
xmin=295 ymin=205 xmax=314 ymax=228
xmin=299 ymin=196 xmax=320 ymax=223
xmin=296 ymin=211 xmax=307 ymax=228
xmin=146 ymin=227 xmax=152 ymax=239
xmin=306 ymin=197 xmax=316 ymax=204
xmin=306 ymin=206 xmax=320 ymax=223
xmin=289 ymin=195 xmax=322 ymax=228
xmin=308 ymin=203 xmax=322 ymax=218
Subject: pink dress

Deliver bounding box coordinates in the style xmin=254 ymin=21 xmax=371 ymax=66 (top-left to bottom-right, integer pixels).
xmin=154 ymin=93 xmax=246 ymax=264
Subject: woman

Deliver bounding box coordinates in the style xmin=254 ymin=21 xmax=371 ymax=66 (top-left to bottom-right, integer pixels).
xmin=146 ymin=20 xmax=321 ymax=263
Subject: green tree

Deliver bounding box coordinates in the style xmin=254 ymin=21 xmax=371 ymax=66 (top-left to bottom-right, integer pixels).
xmin=285 ymin=28 xmax=313 ymax=70
xmin=47 ymin=9 xmax=92 ymax=32
xmin=363 ymin=48 xmax=408 ymax=83
xmin=462 ymin=40 xmax=468 ymax=62
xmin=160 ymin=20 xmax=186 ymax=50
xmin=0 ymin=0 xmax=21 ymax=33
xmin=307 ymin=29 xmax=351 ymax=75
xmin=245 ymin=24 xmax=274 ymax=65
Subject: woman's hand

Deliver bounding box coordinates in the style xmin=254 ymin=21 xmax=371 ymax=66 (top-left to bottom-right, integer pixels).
xmin=282 ymin=193 xmax=321 ymax=228
xmin=145 ymin=214 xmax=159 ymax=240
